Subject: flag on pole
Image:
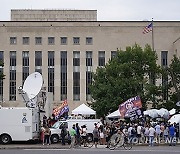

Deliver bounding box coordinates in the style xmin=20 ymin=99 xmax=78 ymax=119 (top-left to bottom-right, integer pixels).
xmin=119 ymin=96 xmax=142 ymax=121
xmin=143 ymin=22 xmax=153 ymax=34
xmin=53 ymin=100 xmax=69 ymax=119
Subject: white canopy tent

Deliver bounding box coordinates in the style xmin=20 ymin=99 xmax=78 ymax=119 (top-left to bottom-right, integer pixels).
xmin=106 ymin=110 xmax=121 ymax=118
xmin=168 ymin=114 xmax=180 ymax=124
xmin=71 ymin=103 xmax=96 ymax=115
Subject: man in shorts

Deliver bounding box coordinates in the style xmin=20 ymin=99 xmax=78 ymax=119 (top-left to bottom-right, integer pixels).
xmin=93 ymin=124 xmax=99 ymax=148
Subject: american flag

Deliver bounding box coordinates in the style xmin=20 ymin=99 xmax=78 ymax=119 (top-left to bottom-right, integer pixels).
xmin=143 ymin=22 xmax=153 ymax=34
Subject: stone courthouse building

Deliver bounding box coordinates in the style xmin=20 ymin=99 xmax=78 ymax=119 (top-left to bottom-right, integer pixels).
xmin=0 ymin=9 xmax=180 ymax=110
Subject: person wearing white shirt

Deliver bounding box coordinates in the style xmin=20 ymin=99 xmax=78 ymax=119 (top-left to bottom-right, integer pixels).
xmin=144 ymin=125 xmax=150 ymax=144
xmin=155 ymin=123 xmax=161 ymax=143
xmin=149 ymin=125 xmax=156 ymax=146
xmin=137 ymin=125 xmax=142 ymax=143
xmin=163 ymin=126 xmax=169 ymax=143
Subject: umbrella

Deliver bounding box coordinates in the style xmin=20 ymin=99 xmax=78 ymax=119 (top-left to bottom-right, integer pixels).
xmin=157 ymin=108 xmax=169 ymax=119
xmin=144 ymin=109 xmax=159 ymax=118
xmin=169 ymin=108 xmax=176 ymax=115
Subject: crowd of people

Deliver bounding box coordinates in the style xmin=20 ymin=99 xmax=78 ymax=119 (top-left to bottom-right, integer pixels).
xmin=98 ymin=120 xmax=179 ymax=147
xmin=40 ymin=114 xmax=180 ymax=148
xmin=68 ymin=120 xmax=179 ymax=148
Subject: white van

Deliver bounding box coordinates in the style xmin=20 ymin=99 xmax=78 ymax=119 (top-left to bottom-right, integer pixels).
xmin=50 ymin=119 xmax=102 ymax=143
xmin=0 ymin=107 xmax=40 ymax=144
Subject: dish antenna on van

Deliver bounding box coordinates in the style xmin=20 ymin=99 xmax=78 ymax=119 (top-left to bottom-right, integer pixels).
xmin=18 ymin=72 xmax=43 ymax=108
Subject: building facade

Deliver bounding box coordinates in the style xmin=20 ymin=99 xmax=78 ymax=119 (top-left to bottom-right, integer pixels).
xmin=11 ymin=9 xmax=97 ymax=21
xmin=0 ymin=10 xmax=180 ymax=111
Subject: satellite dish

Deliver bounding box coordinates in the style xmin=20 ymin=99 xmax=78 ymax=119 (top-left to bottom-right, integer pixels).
xmin=23 ymin=72 xmax=43 ymax=99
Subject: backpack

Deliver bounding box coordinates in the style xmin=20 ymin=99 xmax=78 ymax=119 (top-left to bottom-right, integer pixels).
xmin=64 ymin=129 xmax=67 ymax=136
xmin=131 ymin=128 xmax=136 ymax=135
xmin=61 ymin=128 xmax=67 ymax=136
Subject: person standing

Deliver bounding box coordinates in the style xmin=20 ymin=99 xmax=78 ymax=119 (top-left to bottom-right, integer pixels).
xmin=163 ymin=125 xmax=169 ymax=143
xmin=155 ymin=123 xmax=161 ymax=144
xmin=169 ymin=124 xmax=176 ymax=146
xmin=69 ymin=124 xmax=77 ymax=149
xmin=144 ymin=125 xmax=150 ymax=144
xmin=41 ymin=125 xmax=45 ymax=145
xmin=148 ymin=124 xmax=155 ymax=146
xmin=43 ymin=125 xmax=51 ymax=145
xmin=81 ymin=125 xmax=87 ymax=147
xmin=93 ymin=125 xmax=99 ymax=148
xmin=99 ymin=125 xmax=105 ymax=145
xmin=137 ymin=124 xmax=142 ymax=143
xmin=105 ymin=125 xmax=111 ymax=148
xmin=61 ymin=124 xmax=67 ymax=145
xmin=75 ymin=123 xmax=81 ymax=146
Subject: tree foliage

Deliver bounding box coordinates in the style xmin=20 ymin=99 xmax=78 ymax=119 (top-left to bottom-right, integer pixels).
xmin=90 ymin=44 xmax=161 ymax=117
xmin=159 ymin=55 xmax=180 ymax=110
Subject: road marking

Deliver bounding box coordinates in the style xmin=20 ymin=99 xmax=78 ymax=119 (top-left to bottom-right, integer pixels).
xmin=24 ymin=149 xmax=70 ymax=151
xmin=119 ymin=149 xmax=180 ymax=153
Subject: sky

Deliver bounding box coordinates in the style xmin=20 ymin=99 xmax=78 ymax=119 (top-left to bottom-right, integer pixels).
xmin=0 ymin=0 xmax=180 ymax=21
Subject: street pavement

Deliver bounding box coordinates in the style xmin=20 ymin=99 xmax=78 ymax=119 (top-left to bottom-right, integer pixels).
xmin=0 ymin=144 xmax=180 ymax=154
xmin=0 ymin=142 xmax=180 ymax=149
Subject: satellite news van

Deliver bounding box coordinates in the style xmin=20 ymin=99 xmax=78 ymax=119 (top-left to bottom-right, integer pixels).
xmin=0 ymin=72 xmax=44 ymax=144
xmin=0 ymin=107 xmax=40 ymax=144
xmin=50 ymin=119 xmax=102 ymax=143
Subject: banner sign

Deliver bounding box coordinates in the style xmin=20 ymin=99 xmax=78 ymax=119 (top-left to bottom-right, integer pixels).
xmin=53 ymin=100 xmax=69 ymax=119
xmin=119 ymin=96 xmax=142 ymax=121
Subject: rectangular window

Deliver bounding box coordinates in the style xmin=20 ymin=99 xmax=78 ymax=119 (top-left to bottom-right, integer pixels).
xmin=22 ymin=51 xmax=29 ymax=84
xmin=73 ymin=72 xmax=80 ymax=101
xmin=23 ymin=37 xmax=30 ymax=45
xmin=0 ymin=51 xmax=4 ymax=102
xmin=86 ymin=72 xmax=92 ymax=99
xmin=73 ymin=37 xmax=80 ymax=45
xmin=61 ymin=37 xmax=67 ymax=45
xmin=9 ymin=51 xmax=16 ymax=101
xmin=86 ymin=51 xmax=92 ymax=66
xmin=73 ymin=51 xmax=80 ymax=66
xmin=161 ymin=51 xmax=168 ymax=66
xmin=48 ymin=37 xmax=55 ymax=45
xmin=60 ymin=51 xmax=67 ymax=101
xmin=35 ymin=51 xmax=42 ymax=74
xmin=86 ymin=37 xmax=93 ymax=45
xmin=86 ymin=51 xmax=93 ymax=101
xmin=111 ymin=51 xmax=117 ymax=59
xmin=73 ymin=51 xmax=80 ymax=101
xmin=35 ymin=37 xmax=42 ymax=45
xmin=48 ymin=51 xmax=54 ymax=96
xmin=10 ymin=37 xmax=17 ymax=45
xmin=98 ymin=51 xmax=105 ymax=66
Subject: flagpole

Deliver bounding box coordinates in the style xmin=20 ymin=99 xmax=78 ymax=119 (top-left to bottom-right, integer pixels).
xmin=152 ymin=18 xmax=154 ymax=51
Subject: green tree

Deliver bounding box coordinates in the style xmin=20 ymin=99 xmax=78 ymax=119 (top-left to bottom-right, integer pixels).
xmin=160 ymin=55 xmax=180 ymax=110
xmin=90 ymin=44 xmax=161 ymax=117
